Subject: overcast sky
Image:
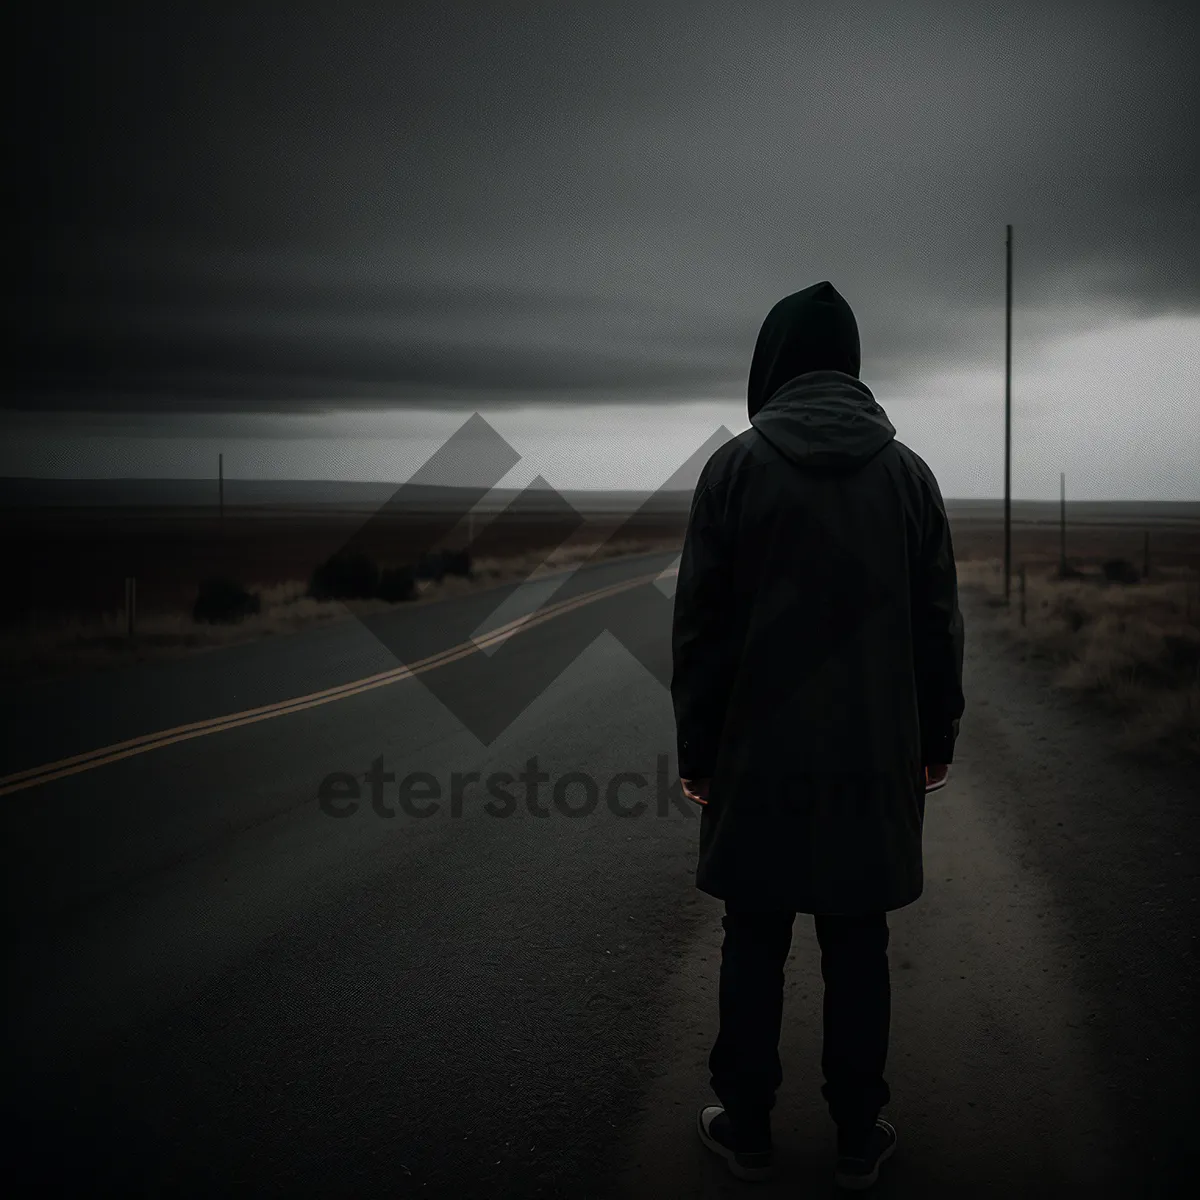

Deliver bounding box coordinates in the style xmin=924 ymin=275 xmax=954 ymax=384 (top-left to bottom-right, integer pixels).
xmin=6 ymin=0 xmax=1199 ymax=498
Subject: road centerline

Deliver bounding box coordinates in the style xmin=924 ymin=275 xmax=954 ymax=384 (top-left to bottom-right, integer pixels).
xmin=1 ymin=564 xmax=678 ymax=798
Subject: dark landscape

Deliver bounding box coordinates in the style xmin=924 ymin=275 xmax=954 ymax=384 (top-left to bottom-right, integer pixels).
xmin=3 ymin=479 xmax=1197 ymax=629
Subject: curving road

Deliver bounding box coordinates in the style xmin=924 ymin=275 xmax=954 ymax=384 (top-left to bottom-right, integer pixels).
xmin=2 ymin=551 xmax=1196 ymax=1198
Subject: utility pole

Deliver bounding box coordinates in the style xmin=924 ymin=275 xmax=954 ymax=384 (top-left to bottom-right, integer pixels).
xmin=1059 ymin=470 xmax=1066 ymax=576
xmin=1004 ymin=224 xmax=1013 ymax=603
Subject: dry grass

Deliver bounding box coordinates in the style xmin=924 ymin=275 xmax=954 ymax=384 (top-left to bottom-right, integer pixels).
xmin=959 ymin=557 xmax=1200 ymax=762
xmin=9 ymin=514 xmax=1199 ymax=764
xmin=0 ymin=536 xmax=683 ymax=683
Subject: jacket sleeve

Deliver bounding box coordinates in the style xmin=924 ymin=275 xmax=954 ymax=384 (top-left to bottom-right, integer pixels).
xmin=912 ymin=461 xmax=966 ymax=764
xmin=671 ymin=465 xmax=738 ymax=779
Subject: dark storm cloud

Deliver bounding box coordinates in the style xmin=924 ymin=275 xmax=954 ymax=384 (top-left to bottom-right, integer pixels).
xmin=7 ymin=0 xmax=1199 ymax=412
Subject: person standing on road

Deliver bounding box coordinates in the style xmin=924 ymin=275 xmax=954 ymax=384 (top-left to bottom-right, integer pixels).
xmin=670 ymin=280 xmax=966 ymax=1190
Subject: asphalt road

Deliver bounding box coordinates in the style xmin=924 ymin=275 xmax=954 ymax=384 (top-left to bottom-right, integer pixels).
xmin=2 ymin=551 xmax=1196 ymax=1198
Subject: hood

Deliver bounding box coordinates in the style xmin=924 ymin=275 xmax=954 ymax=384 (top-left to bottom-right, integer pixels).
xmin=750 ymin=370 xmax=896 ymax=467
xmin=746 ymin=280 xmax=893 ymax=467
xmin=747 ymin=280 xmax=862 ymax=420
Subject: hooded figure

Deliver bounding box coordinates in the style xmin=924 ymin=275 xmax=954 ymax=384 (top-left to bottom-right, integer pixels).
xmin=670 ymin=281 xmax=965 ymax=914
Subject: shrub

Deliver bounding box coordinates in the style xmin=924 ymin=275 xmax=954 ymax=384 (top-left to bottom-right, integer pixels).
xmin=1101 ymin=558 xmax=1141 ymax=585
xmin=308 ymin=551 xmax=380 ymax=601
xmin=413 ymin=549 xmax=471 ymax=581
xmin=193 ymin=577 xmax=261 ymax=624
xmin=377 ymin=565 xmax=417 ymax=603
xmin=414 ymin=552 xmax=446 ymax=582
xmin=1050 ymin=591 xmax=1090 ymax=633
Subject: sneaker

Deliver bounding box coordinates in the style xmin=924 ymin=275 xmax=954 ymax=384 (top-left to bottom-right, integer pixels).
xmin=696 ymin=1106 xmax=773 ymax=1182
xmin=834 ymin=1117 xmax=897 ymax=1190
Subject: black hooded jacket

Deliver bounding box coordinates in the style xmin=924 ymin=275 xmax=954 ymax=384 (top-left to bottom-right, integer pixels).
xmin=670 ymin=282 xmax=965 ymax=913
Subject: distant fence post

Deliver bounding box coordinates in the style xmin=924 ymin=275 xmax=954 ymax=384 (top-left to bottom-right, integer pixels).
xmin=1142 ymin=529 xmax=1150 ymax=579
xmin=125 ymin=576 xmax=137 ymax=636
xmin=1019 ymin=563 xmax=1026 ymax=626
xmin=219 ymin=453 xmax=225 ymax=520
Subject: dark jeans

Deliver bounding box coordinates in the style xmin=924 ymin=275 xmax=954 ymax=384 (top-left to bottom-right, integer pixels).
xmin=709 ymin=905 xmax=891 ymax=1146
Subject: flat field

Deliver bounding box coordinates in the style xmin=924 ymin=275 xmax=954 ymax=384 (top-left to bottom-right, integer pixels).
xmin=1 ymin=497 xmax=1196 ymax=754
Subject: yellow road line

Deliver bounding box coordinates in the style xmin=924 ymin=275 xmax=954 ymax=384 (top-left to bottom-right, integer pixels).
xmin=0 ymin=564 xmax=678 ymax=798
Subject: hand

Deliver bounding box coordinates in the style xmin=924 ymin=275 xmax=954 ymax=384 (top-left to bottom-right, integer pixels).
xmin=680 ymin=777 xmax=711 ymax=805
xmin=925 ymin=763 xmax=950 ymax=790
